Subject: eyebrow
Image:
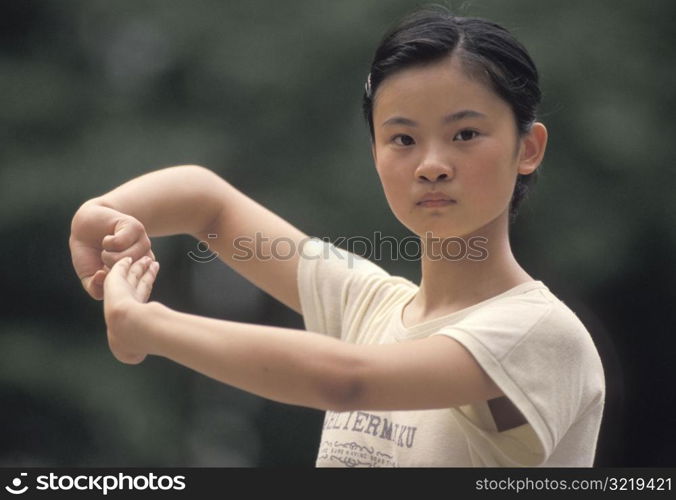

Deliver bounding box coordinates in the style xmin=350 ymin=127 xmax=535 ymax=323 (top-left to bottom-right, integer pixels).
xmin=381 ymin=110 xmax=487 ymax=127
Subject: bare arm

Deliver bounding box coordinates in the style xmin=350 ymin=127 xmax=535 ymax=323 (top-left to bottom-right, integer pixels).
xmin=104 ymin=258 xmax=503 ymax=412
xmin=70 ymin=165 xmax=308 ymax=312
xmin=148 ymin=310 xmax=503 ymax=411
xmin=87 ymin=165 xmax=225 ymax=238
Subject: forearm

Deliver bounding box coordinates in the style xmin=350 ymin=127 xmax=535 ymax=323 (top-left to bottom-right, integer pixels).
xmin=132 ymin=302 xmax=358 ymax=410
xmin=81 ymin=165 xmax=225 ymax=238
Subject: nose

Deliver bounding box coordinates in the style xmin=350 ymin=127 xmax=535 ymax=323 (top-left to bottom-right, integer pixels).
xmin=415 ymin=151 xmax=454 ymax=183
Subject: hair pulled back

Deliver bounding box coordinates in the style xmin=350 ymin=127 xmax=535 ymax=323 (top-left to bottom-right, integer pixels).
xmin=363 ymin=6 xmax=542 ymax=222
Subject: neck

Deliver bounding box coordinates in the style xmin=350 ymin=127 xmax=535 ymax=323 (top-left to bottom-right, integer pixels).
xmin=408 ymin=210 xmax=534 ymax=321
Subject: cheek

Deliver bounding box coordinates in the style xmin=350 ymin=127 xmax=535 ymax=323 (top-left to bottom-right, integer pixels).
xmin=375 ymin=164 xmax=412 ymax=216
xmin=377 ymin=170 xmax=399 ymax=204
xmin=464 ymin=152 xmax=517 ymax=206
xmin=376 ymin=155 xmax=401 ymax=185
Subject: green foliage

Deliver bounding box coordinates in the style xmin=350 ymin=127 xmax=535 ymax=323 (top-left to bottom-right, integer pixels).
xmin=1 ymin=0 xmax=674 ymax=466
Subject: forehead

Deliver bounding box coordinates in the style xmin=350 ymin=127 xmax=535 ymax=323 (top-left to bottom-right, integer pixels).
xmin=372 ymin=56 xmax=511 ymax=124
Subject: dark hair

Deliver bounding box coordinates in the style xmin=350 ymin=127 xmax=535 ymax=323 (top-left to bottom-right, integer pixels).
xmin=363 ymin=6 xmax=542 ymax=223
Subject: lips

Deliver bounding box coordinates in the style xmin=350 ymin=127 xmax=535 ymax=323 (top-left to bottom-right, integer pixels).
xmin=416 ymin=192 xmax=456 ymax=207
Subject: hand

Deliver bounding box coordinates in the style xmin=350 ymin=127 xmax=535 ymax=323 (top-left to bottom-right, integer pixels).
xmin=70 ymin=202 xmax=154 ymax=301
xmin=103 ymin=256 xmax=160 ymax=364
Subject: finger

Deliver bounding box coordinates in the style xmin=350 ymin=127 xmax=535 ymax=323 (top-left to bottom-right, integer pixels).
xmin=92 ymin=269 xmax=108 ymax=286
xmin=101 ymin=237 xmax=152 ymax=268
xmin=136 ymin=261 xmax=160 ymax=302
xmin=82 ymin=274 xmax=104 ymax=301
xmin=102 ymin=257 xmax=132 ymax=300
xmin=128 ymin=256 xmax=153 ymax=288
xmin=89 ymin=269 xmax=108 ymax=300
xmin=101 ymin=218 xmax=146 ymax=252
xmin=70 ymin=238 xmax=108 ymax=284
xmin=101 ymin=234 xmax=117 ymax=251
xmin=109 ymin=256 xmax=133 ymax=276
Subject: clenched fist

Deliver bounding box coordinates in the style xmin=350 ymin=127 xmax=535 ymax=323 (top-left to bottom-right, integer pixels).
xmin=70 ymin=200 xmax=155 ymax=300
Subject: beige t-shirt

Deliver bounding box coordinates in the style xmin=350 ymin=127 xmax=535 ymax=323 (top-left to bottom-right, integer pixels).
xmin=297 ymin=238 xmax=606 ymax=467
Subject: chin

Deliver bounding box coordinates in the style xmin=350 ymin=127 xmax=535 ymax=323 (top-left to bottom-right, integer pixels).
xmin=398 ymin=212 xmax=486 ymax=240
xmin=411 ymin=224 xmax=471 ymax=241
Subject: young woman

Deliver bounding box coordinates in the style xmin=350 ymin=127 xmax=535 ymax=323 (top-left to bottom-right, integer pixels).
xmin=69 ymin=7 xmax=605 ymax=467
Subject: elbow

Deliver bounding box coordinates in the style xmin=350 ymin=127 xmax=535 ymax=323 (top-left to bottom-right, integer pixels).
xmin=175 ymin=164 xmax=222 ymax=182
xmin=317 ymin=352 xmax=368 ymax=412
xmin=176 ymin=163 xmax=210 ymax=175
xmin=170 ymin=164 xmax=226 ymax=190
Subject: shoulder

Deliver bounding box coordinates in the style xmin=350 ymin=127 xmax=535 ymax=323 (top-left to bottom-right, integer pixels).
xmin=464 ymin=284 xmax=606 ymax=406
xmin=436 ymin=285 xmax=605 ymax=463
xmin=438 ymin=283 xmax=606 ymax=402
xmin=517 ymin=287 xmax=603 ymax=362
xmin=297 ymin=238 xmax=414 ymax=337
xmin=453 ymin=284 xmax=597 ymax=355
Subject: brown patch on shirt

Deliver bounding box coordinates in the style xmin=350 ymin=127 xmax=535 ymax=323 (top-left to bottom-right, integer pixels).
xmin=488 ymin=396 xmax=528 ymax=432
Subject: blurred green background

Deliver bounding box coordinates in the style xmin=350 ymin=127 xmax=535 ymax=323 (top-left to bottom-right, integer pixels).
xmin=1 ymin=0 xmax=675 ymax=466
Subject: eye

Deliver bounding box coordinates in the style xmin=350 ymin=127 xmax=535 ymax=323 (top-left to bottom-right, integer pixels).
xmin=453 ymin=129 xmax=479 ymax=141
xmin=392 ymin=134 xmax=415 ymax=146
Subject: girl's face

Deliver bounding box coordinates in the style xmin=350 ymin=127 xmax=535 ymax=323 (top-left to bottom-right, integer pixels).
xmin=371 ymin=56 xmax=544 ymax=240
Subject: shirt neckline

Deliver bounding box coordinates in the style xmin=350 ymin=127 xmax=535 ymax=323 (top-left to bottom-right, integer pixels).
xmin=394 ymin=280 xmax=548 ymax=340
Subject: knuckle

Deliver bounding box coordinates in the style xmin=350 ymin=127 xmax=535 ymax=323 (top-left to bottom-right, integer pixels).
xmin=129 ymin=217 xmax=146 ymax=234
xmin=126 ymin=215 xmax=141 ymax=227
xmin=106 ymin=237 xmax=120 ymax=251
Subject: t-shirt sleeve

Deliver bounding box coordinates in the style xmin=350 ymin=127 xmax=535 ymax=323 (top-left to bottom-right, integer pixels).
xmin=297 ymin=238 xmax=390 ymax=339
xmin=432 ymin=294 xmax=605 ymax=466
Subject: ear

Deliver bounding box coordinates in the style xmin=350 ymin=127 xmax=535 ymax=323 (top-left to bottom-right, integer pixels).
xmin=517 ymin=122 xmax=548 ymax=175
xmin=371 ymin=141 xmax=377 ymax=164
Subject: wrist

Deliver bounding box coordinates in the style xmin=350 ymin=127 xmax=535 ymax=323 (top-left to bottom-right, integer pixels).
xmin=132 ymin=300 xmax=170 ymax=357
xmin=105 ymin=300 xmax=165 ymax=361
xmin=71 ymin=198 xmax=117 ymax=239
